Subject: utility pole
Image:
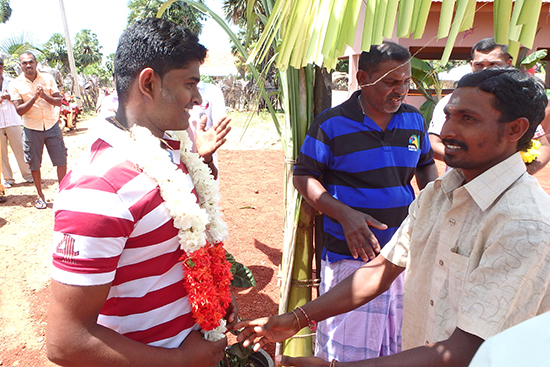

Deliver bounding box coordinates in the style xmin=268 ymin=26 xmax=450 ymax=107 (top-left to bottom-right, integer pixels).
xmin=58 ymin=0 xmax=82 ymax=105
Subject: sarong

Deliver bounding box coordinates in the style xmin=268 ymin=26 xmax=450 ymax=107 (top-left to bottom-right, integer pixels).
xmin=315 ymin=259 xmax=404 ymax=362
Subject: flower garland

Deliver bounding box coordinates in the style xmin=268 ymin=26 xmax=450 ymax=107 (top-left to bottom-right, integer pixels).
xmin=121 ymin=122 xmax=231 ymax=341
xmin=521 ymin=139 xmax=541 ymax=164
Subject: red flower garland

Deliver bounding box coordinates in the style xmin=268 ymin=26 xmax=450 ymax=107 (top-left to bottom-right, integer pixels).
xmin=180 ymin=242 xmax=233 ymax=331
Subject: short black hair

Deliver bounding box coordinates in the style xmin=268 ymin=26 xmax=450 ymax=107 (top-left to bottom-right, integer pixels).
xmin=358 ymin=42 xmax=410 ymax=74
xmin=457 ymin=68 xmax=547 ymax=151
xmin=470 ymin=37 xmax=512 ymax=61
xmin=19 ymin=51 xmax=36 ymax=61
xmin=114 ymin=17 xmax=207 ymax=105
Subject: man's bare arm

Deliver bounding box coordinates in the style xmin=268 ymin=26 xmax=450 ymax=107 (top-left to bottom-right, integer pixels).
xmin=42 ymin=91 xmax=62 ymax=107
xmin=277 ymin=327 xmax=483 ymax=367
xmin=293 ymin=175 xmax=388 ymax=261
xmin=47 ymin=280 xmax=226 ymax=367
xmin=12 ymin=97 xmax=36 ymax=116
xmin=428 ymin=133 xmax=445 ymax=161
xmin=236 ymin=256 xmax=404 ymax=350
xmin=415 ymin=162 xmax=438 ymax=190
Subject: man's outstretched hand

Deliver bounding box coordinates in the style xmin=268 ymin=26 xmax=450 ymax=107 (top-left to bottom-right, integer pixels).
xmin=234 ymin=313 xmax=300 ymax=352
xmin=196 ymin=115 xmax=231 ymax=161
xmin=275 ymin=355 xmax=330 ymax=367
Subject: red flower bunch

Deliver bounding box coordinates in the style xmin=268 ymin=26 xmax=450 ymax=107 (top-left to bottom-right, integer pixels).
xmin=180 ymin=242 xmax=233 ymax=331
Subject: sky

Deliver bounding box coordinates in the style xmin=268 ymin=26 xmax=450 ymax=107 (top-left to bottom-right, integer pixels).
xmin=0 ymin=0 xmax=233 ymax=60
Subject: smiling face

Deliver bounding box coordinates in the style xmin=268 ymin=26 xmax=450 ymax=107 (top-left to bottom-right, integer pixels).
xmin=19 ymin=53 xmax=38 ymax=80
xmin=441 ymin=87 xmax=521 ymax=181
xmin=147 ymin=60 xmax=203 ymax=137
xmin=357 ymin=59 xmax=411 ymax=123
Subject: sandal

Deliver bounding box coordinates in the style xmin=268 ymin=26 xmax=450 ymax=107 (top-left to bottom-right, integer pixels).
xmin=0 ymin=191 xmax=6 ymax=203
xmin=34 ymin=198 xmax=47 ymax=209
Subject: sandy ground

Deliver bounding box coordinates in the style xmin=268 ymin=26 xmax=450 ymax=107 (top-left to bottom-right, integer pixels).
xmin=0 ymin=116 xmax=284 ymax=366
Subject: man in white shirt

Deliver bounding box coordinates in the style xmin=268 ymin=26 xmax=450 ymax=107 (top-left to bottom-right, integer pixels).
xmin=0 ymin=60 xmax=32 ymax=188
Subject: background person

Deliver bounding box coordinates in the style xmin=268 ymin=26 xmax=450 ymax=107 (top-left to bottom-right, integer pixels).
xmin=187 ymin=80 xmax=227 ymax=170
xmin=429 ymin=37 xmax=550 ymax=174
xmin=0 ymin=59 xmax=33 ymax=188
xmin=9 ymin=52 xmax=66 ymax=209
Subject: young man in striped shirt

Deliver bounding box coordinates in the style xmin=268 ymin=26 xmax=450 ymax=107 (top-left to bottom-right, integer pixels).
xmin=47 ymin=18 xmax=235 ymax=367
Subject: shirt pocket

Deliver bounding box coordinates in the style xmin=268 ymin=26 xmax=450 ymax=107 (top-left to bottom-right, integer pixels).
xmin=447 ymin=248 xmax=469 ymax=312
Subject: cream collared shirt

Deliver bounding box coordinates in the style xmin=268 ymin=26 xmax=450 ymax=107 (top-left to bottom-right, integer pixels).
xmin=381 ymin=152 xmax=550 ymax=349
xmin=9 ymin=71 xmax=59 ymax=131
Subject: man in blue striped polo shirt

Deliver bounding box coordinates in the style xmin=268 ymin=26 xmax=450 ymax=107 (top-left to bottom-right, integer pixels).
xmin=293 ymin=42 xmax=438 ymax=362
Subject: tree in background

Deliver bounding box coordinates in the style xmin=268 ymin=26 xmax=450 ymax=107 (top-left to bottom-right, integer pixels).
xmin=74 ymin=29 xmax=103 ymax=72
xmin=128 ymin=0 xmax=206 ymax=35
xmin=0 ymin=0 xmax=12 ymax=24
xmin=104 ymin=53 xmax=115 ymax=78
xmin=43 ymin=33 xmax=69 ymax=73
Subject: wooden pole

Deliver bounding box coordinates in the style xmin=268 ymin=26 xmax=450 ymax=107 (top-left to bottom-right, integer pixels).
xmin=58 ymin=0 xmax=82 ymax=105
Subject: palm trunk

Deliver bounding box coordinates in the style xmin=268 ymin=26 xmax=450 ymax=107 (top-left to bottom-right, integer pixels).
xmin=277 ymin=65 xmax=315 ymax=357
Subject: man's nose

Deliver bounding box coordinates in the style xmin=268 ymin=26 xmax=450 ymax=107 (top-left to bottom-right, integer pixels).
xmin=395 ymin=81 xmax=409 ymax=95
xmin=193 ymin=88 xmax=202 ymax=106
xmin=440 ymin=118 xmax=456 ymax=139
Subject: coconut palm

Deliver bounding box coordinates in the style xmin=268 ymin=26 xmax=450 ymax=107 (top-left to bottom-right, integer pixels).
xmin=128 ymin=0 xmax=206 ymax=35
xmin=73 ymin=29 xmax=103 ymax=71
xmin=0 ymin=0 xmax=12 ymax=24
xmin=43 ymin=33 xmax=70 ymax=73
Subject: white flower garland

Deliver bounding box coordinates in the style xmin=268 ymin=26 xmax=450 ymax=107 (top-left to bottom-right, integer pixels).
xmin=110 ymin=122 xmax=229 ymax=341
xmin=127 ymin=125 xmax=228 ymax=253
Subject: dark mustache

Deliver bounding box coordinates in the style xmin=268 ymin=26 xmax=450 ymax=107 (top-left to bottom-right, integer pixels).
xmin=441 ymin=139 xmax=468 ymax=151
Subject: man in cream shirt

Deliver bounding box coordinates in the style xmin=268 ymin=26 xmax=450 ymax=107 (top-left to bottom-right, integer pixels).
xmin=10 ymin=52 xmax=67 ymax=209
xmin=235 ymin=68 xmax=550 ymax=367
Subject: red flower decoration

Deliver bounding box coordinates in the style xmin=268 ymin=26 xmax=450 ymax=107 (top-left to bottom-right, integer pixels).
xmin=180 ymin=242 xmax=233 ymax=331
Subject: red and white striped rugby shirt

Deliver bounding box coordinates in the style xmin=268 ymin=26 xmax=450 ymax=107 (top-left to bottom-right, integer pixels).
xmin=52 ymin=118 xmax=197 ymax=348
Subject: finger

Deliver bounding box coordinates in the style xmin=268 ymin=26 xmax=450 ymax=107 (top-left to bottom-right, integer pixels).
xmin=213 ymin=138 xmax=227 ymax=151
xmin=215 ymin=116 xmax=231 ymax=130
xmin=362 ymin=242 xmax=377 ymax=261
xmin=234 ymin=317 xmax=269 ymax=330
xmin=365 ymin=232 xmax=381 ymax=255
xmin=199 ymin=114 xmax=208 ymax=132
xmin=367 ymin=217 xmax=388 ymax=230
xmin=356 ymin=245 xmax=371 ymax=262
xmin=348 ymin=241 xmax=359 ymax=259
xmin=216 ymin=126 xmax=231 ymax=140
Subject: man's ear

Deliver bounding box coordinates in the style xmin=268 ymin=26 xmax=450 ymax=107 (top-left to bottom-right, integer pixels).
xmin=137 ymin=67 xmax=158 ymax=100
xmin=356 ymin=70 xmax=368 ymax=87
xmin=506 ymin=117 xmax=530 ymax=143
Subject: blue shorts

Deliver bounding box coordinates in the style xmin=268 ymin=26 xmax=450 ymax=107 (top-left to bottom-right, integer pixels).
xmin=23 ymin=124 xmax=67 ymax=171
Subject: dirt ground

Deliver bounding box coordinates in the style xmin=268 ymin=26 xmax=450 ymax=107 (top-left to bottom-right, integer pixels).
xmin=2 ymin=115 xmax=550 ymax=366
xmin=0 ymin=116 xmax=284 ymax=366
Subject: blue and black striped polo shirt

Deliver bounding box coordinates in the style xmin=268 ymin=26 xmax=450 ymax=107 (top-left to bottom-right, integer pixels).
xmin=294 ymin=90 xmax=435 ymax=261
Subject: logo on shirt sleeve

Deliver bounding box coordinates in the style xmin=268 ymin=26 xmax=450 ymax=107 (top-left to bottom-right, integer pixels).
xmin=408 ymin=134 xmax=420 ymax=151
xmin=55 ymin=234 xmax=79 ymax=264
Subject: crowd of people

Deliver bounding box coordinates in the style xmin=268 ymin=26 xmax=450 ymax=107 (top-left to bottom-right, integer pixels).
xmin=0 ymin=16 xmax=549 ymax=367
